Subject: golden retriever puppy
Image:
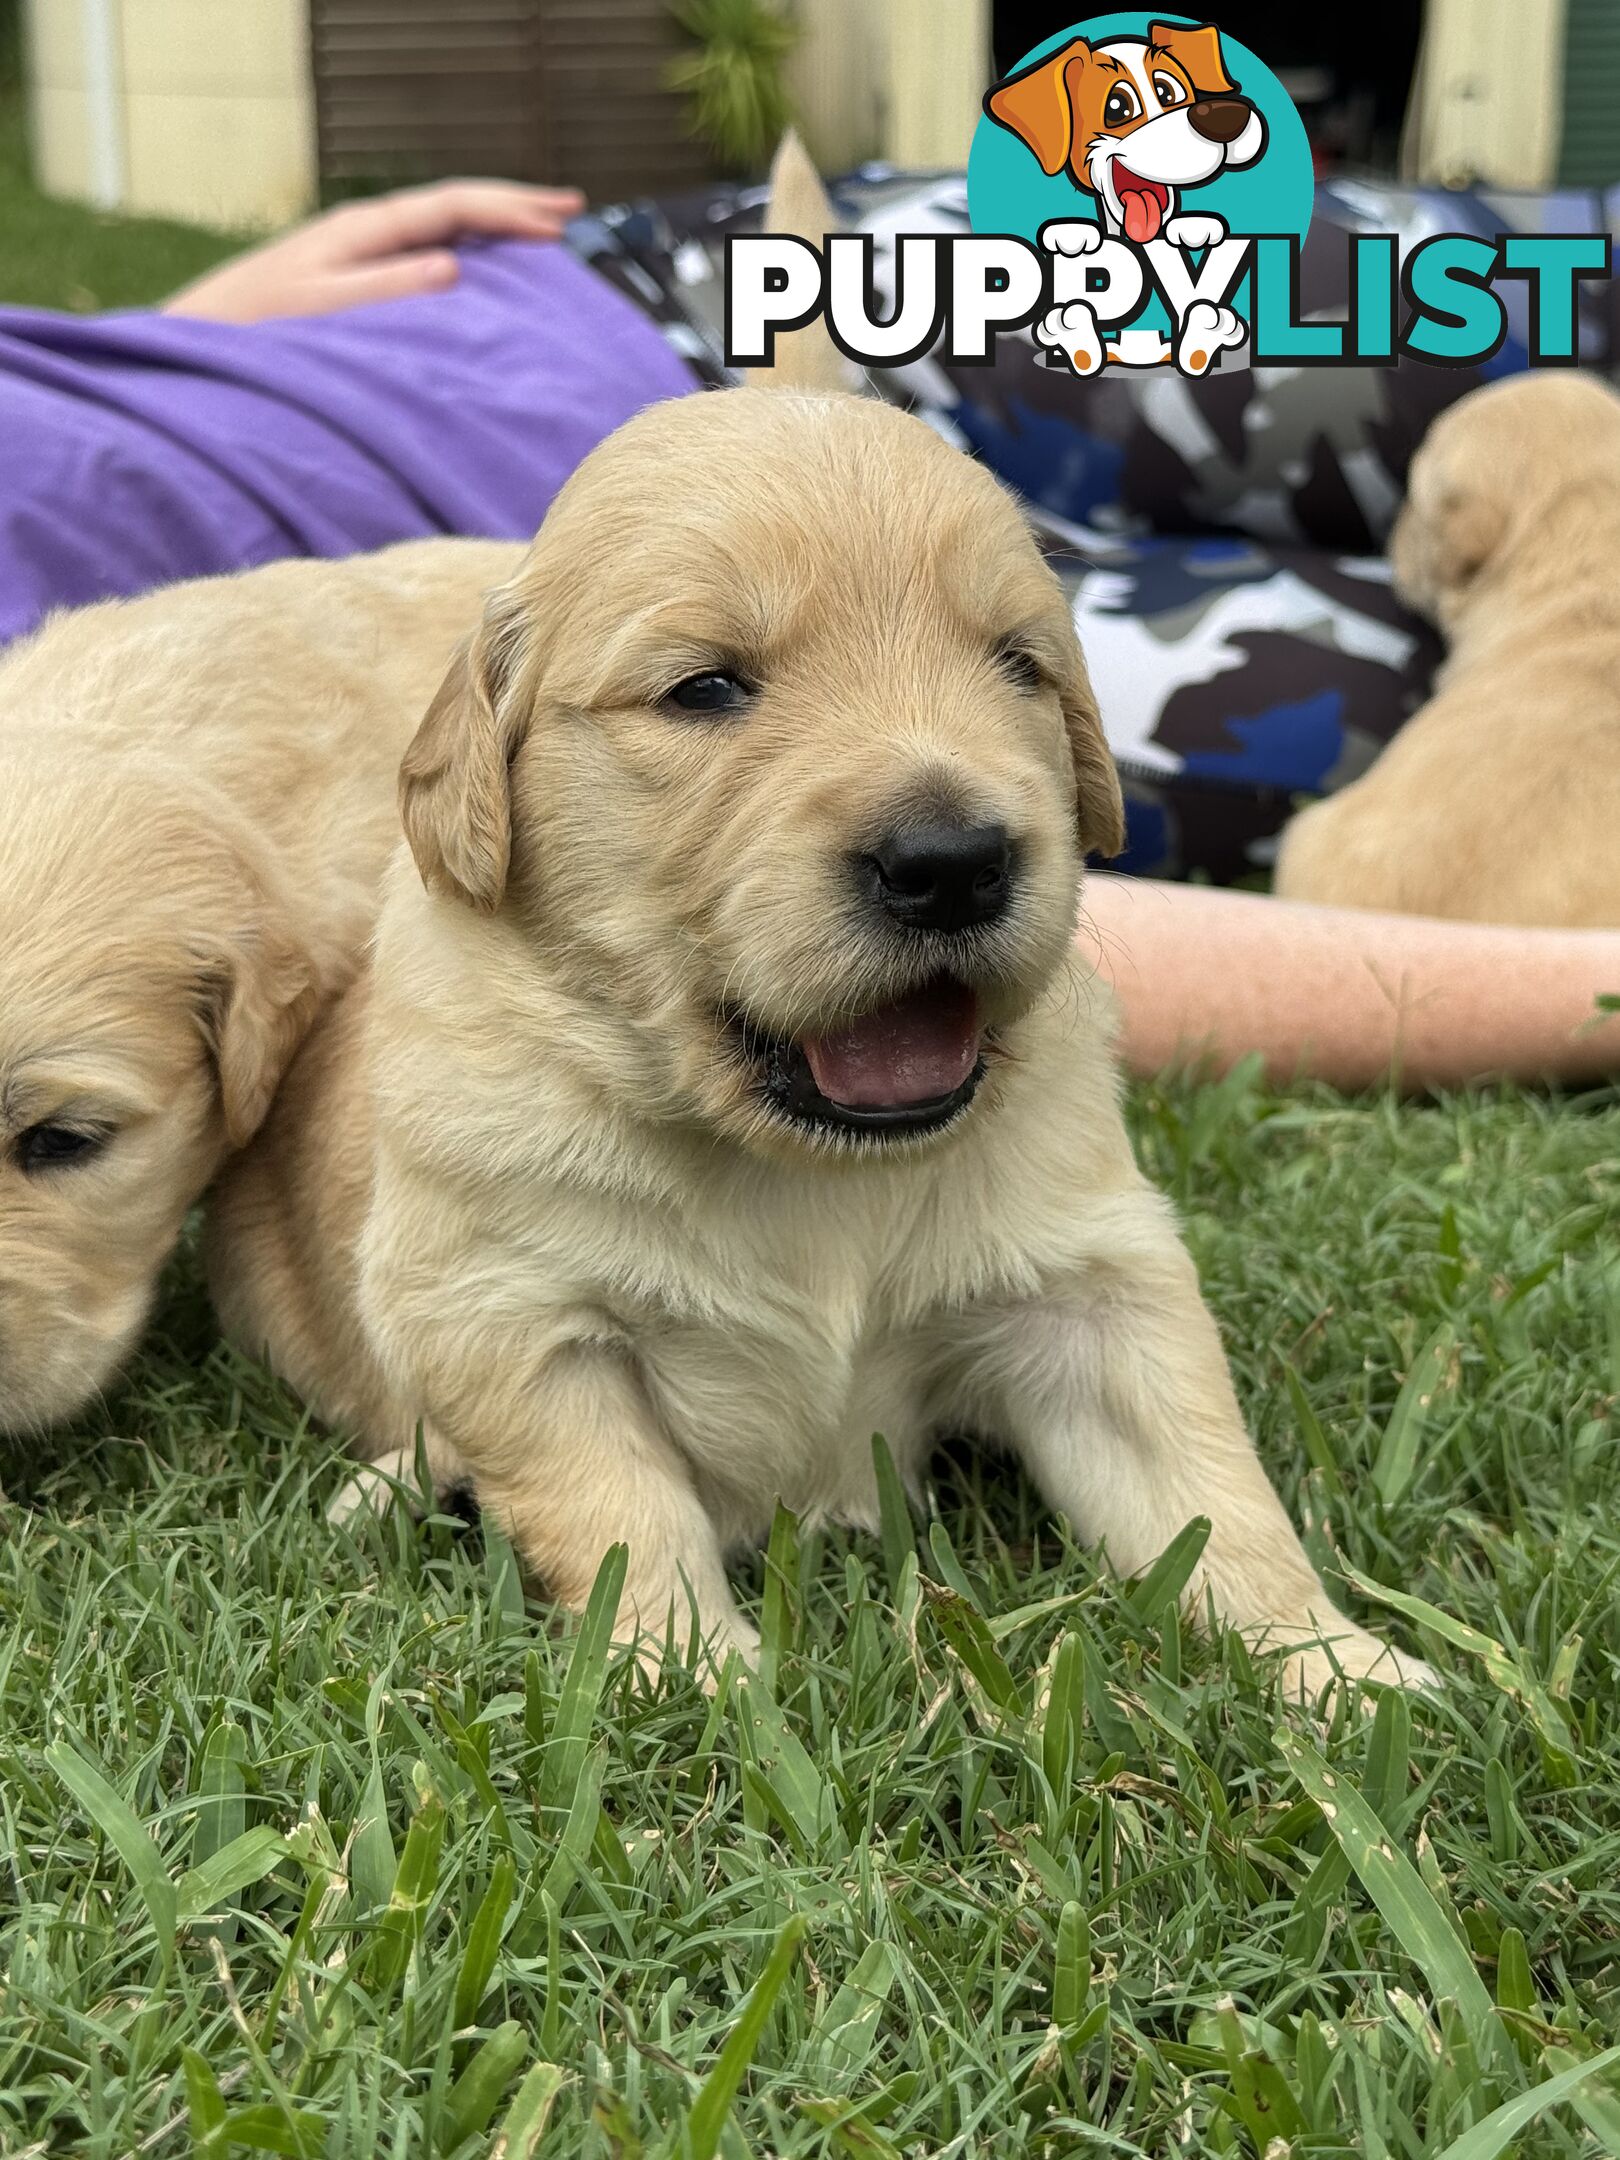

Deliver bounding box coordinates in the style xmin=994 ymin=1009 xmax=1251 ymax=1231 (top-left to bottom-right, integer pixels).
xmin=0 ymin=537 xmax=521 ymax=1436
xmin=1275 ymin=372 xmax=1620 ymax=925
xmin=211 ymin=145 xmax=1430 ymax=1698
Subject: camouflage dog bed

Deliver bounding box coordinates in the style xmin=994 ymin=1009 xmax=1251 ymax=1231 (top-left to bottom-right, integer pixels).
xmin=570 ymin=172 xmax=1618 ymax=883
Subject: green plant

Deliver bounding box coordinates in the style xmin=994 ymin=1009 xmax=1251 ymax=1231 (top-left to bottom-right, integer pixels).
xmin=667 ymin=0 xmax=799 ymax=175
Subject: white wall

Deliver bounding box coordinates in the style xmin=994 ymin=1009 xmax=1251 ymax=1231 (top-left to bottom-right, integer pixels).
xmin=25 ymin=0 xmax=318 ymax=228
xmin=1406 ymin=0 xmax=1566 ymax=189
xmin=789 ymin=0 xmax=990 ymax=172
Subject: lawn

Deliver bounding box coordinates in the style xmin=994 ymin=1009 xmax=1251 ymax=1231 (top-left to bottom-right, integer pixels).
xmin=3 ymin=45 xmax=1620 ymax=2160
xmin=6 ymin=1073 xmax=1618 ymax=2157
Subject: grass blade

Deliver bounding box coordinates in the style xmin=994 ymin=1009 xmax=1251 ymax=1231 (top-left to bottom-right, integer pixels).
xmin=454 ymin=1852 xmax=517 ymax=2032
xmin=1278 ymin=1730 xmax=1509 ymax=2075
xmin=872 ymin=1434 xmax=915 ymax=1597
xmin=1371 ymin=1325 xmax=1453 ymax=1507
xmin=491 ymin=2060 xmax=568 ymax=2158
xmin=366 ymin=1792 xmax=445 ymax=1992
xmin=541 ymin=1544 xmax=628 ymax=1819
xmin=684 ymin=1914 xmax=806 ymax=2160
xmin=439 ymin=2019 xmax=530 ymax=2151
xmin=1343 ymin=1568 xmax=1577 ymax=1782
xmin=178 ymin=1828 xmax=291 ymax=1922
xmin=813 ymin=1941 xmax=898 ymax=2085
xmin=1124 ymin=1516 xmax=1211 ymax=1626
xmin=1430 ymin=2044 xmax=1620 ymax=2160
xmin=47 ymin=1738 xmax=177 ymax=1967
xmin=191 ymin=1718 xmax=247 ymax=1872
xmin=921 ymin=1581 xmax=1025 ymax=1719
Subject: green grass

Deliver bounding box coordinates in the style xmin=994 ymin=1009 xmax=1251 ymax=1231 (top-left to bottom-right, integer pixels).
xmin=3 ymin=1069 xmax=1619 ymax=2156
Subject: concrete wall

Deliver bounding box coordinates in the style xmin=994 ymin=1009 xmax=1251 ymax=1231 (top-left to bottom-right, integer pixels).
xmin=25 ymin=0 xmax=318 ymax=229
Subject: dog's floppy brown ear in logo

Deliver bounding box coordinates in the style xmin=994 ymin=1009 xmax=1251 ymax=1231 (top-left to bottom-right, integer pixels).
xmin=983 ymin=38 xmax=1095 ymax=179
xmin=399 ymin=589 xmax=534 ymax=913
xmin=1147 ymin=19 xmax=1236 ymax=98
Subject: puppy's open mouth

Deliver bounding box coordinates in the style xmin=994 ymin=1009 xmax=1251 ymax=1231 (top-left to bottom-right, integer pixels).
xmin=734 ymin=977 xmax=987 ymax=1140
xmin=1111 ymin=161 xmax=1171 ymax=244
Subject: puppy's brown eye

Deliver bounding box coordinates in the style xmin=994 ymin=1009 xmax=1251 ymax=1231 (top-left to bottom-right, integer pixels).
xmin=16 ymin=1123 xmax=108 ymax=1174
xmin=1152 ymin=72 xmax=1185 ymax=107
xmin=997 ymin=646 xmax=1043 ymax=693
xmin=664 ymin=671 xmax=754 ymax=718
xmin=1103 ymin=85 xmax=1139 ymax=127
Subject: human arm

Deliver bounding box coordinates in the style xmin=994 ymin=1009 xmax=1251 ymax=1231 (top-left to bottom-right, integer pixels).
xmin=1081 ymin=876 xmax=1620 ymax=1090
xmin=164 ymin=179 xmax=586 ymax=324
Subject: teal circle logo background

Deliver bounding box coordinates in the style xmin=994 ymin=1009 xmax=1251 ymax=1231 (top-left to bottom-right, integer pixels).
xmin=967 ymin=12 xmax=1314 ymax=259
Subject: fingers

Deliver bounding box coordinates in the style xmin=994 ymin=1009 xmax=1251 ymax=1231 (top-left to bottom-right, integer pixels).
xmin=335 ymin=179 xmax=586 ymax=257
xmin=316 ymin=248 xmax=462 ymax=312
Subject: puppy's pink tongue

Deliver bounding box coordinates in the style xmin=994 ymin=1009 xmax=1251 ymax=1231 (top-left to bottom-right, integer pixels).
xmin=1121 ymin=185 xmax=1162 ymax=245
xmin=802 ymin=983 xmax=981 ymax=1110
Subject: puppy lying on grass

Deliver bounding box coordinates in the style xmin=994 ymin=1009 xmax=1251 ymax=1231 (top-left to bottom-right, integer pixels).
xmin=1276 ymin=372 xmax=1620 ymax=926
xmin=0 ymin=538 xmax=520 ymax=1436
xmin=212 ymin=141 xmax=1431 ymax=1698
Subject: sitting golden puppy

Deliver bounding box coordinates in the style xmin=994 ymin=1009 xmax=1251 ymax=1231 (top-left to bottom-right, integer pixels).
xmin=1276 ymin=372 xmax=1620 ymax=926
xmin=0 ymin=537 xmax=520 ymax=1435
xmin=212 ymin=145 xmax=1428 ymax=1697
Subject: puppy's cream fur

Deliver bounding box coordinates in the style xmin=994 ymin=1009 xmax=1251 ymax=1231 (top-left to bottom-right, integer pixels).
xmin=0 ymin=538 xmax=521 ymax=1434
xmin=1276 ymin=373 xmax=1620 ymax=925
xmin=212 ymin=141 xmax=1428 ymax=1697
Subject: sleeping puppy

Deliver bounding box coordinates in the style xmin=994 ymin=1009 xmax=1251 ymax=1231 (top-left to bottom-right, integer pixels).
xmin=211 ymin=140 xmax=1430 ymax=1698
xmin=1275 ymin=373 xmax=1620 ymax=926
xmin=0 ymin=537 xmax=521 ymax=1436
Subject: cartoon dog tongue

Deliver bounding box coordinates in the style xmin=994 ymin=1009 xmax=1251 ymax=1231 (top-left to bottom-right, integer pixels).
xmin=1115 ymin=166 xmax=1166 ymax=245
xmin=801 ymin=982 xmax=980 ymax=1110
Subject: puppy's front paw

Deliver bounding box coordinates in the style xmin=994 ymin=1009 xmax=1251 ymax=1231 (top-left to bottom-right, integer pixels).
xmin=1175 ymin=299 xmax=1245 ymax=376
xmin=1165 ymin=213 xmax=1227 ymax=252
xmin=618 ymin=1599 xmax=760 ymax=1693
xmin=1280 ymin=1621 xmax=1441 ymax=1707
xmin=1040 ymin=218 xmax=1104 ymax=257
xmin=328 ymin=1436 xmax=469 ymax=1526
xmin=1039 ymin=302 xmax=1105 ymax=378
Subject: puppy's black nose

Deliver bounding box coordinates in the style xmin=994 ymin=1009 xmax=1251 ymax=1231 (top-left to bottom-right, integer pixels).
xmin=1188 ymin=96 xmax=1252 ymax=144
xmin=865 ymin=820 xmax=1013 ymax=932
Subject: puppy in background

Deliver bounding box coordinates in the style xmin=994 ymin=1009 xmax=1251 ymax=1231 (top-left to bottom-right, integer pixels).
xmin=0 ymin=537 xmax=521 ymax=1437
xmin=212 ymin=139 xmax=1430 ymax=1699
xmin=1276 ymin=373 xmax=1620 ymax=926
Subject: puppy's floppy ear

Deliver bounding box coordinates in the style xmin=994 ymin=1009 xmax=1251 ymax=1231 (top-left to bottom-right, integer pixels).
xmin=1061 ymin=648 xmax=1125 ymax=861
xmin=399 ymin=596 xmax=531 ymax=912
xmin=195 ymin=853 xmax=325 ymax=1150
xmin=984 ymin=39 xmax=1092 ymax=178
xmin=1148 ymin=20 xmax=1235 ymax=97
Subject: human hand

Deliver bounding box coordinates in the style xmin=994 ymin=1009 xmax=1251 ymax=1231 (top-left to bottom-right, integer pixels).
xmin=164 ymin=178 xmax=587 ymax=324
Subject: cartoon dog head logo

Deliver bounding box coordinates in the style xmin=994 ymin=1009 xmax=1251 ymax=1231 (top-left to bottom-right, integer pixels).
xmin=969 ymin=13 xmax=1310 ymax=377
xmin=986 ymin=21 xmax=1267 ymax=246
